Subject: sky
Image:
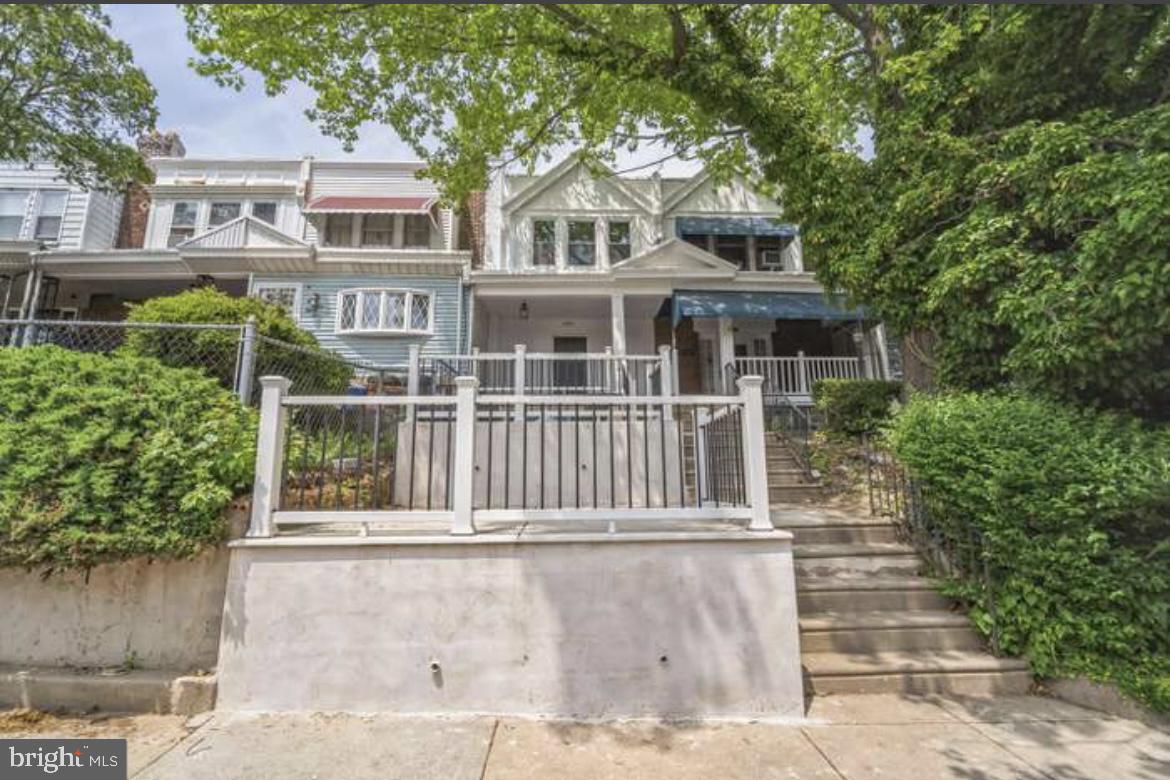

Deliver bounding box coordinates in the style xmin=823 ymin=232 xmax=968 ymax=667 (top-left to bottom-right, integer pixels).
xmin=105 ymin=4 xmax=701 ymax=175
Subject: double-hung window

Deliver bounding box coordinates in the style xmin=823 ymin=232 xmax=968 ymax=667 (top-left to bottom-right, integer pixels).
xmin=714 ymin=234 xmax=749 ymax=269
xmin=567 ymin=220 xmax=596 ymax=266
xmin=532 ymin=219 xmax=556 ymax=266
xmin=209 ymin=202 xmax=241 ymax=227
xmin=34 ymin=191 xmax=66 ymax=241
xmin=336 ymin=289 xmax=433 ymax=335
xmin=325 ymin=214 xmax=354 ymax=247
xmin=607 ymin=220 xmax=631 ymax=263
xmin=0 ymin=190 xmax=29 ymax=239
xmin=362 ymin=214 xmax=394 ymax=246
xmin=168 ymin=202 xmax=198 ymax=246
xmin=403 ymin=214 xmax=431 ymax=248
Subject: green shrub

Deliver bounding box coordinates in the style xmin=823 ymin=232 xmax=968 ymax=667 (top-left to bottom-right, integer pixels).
xmin=889 ymin=392 xmax=1170 ymax=711
xmin=0 ymin=346 xmax=257 ymax=570
xmin=122 ymin=288 xmax=352 ymax=394
xmin=813 ymin=378 xmax=902 ymax=437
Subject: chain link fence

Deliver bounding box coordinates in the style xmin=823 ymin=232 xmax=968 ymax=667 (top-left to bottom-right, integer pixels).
xmin=0 ymin=318 xmax=407 ymax=406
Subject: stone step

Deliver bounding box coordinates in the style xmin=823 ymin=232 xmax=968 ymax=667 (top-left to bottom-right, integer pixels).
xmin=799 ymin=611 xmax=986 ymax=653
xmin=797 ymin=578 xmax=953 ymax=613
xmin=785 ymin=523 xmax=900 ymax=545
xmin=802 ymin=650 xmax=1032 ymax=696
xmin=768 ymin=484 xmax=829 ymax=503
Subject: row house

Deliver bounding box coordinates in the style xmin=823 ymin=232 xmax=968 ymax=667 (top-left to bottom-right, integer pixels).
xmin=470 ymin=156 xmax=892 ymax=396
xmin=1 ymin=139 xmax=892 ymax=397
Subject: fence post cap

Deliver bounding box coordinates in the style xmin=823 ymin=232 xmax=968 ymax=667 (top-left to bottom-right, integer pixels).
xmin=514 ymin=343 xmax=527 ymax=353
xmin=736 ymin=375 xmax=764 ymax=391
xmin=657 ymin=344 xmax=671 ymax=356
xmin=259 ymin=376 xmax=292 ymax=391
xmin=453 ymin=375 xmax=479 ymax=389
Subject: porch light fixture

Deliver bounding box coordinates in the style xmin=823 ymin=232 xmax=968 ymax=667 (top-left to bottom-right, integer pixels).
xmin=519 ymin=301 xmax=529 ymax=320
xmin=305 ymin=292 xmax=320 ymax=314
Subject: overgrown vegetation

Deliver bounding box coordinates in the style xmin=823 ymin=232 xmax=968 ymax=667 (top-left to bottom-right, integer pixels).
xmin=889 ymin=393 xmax=1170 ymax=711
xmin=122 ymin=287 xmax=352 ymax=395
xmin=0 ymin=347 xmax=256 ymax=571
xmin=813 ymin=378 xmax=901 ymax=437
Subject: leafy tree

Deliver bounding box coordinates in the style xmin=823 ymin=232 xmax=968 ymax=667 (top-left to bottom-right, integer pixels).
xmin=0 ymin=4 xmax=157 ymax=189
xmin=183 ymin=4 xmax=1170 ymax=415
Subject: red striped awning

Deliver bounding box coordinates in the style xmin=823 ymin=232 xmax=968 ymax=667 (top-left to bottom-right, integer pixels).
xmin=305 ymin=196 xmax=436 ymax=213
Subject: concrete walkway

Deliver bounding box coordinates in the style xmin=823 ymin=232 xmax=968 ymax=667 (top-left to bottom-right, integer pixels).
xmin=12 ymin=694 xmax=1168 ymax=780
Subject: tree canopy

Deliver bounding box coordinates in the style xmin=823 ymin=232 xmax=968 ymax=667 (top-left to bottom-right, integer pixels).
xmin=0 ymin=4 xmax=157 ymax=189
xmin=183 ymin=4 xmax=1170 ymax=415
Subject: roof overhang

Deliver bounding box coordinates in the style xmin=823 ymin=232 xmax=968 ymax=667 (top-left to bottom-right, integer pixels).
xmin=33 ymin=250 xmax=192 ymax=279
xmin=180 ymin=246 xmax=316 ymax=275
xmin=304 ymin=196 xmax=437 ymax=214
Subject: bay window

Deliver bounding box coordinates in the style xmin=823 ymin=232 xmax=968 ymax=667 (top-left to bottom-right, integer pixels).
xmin=567 ymin=220 xmax=596 ymax=266
xmin=336 ymin=289 xmax=433 ymax=334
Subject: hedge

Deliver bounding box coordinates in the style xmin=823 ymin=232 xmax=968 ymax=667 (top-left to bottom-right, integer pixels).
xmin=889 ymin=392 xmax=1170 ymax=711
xmin=122 ymin=287 xmax=352 ymax=395
xmin=0 ymin=346 xmax=256 ymax=570
xmin=813 ymin=378 xmax=902 ymax=437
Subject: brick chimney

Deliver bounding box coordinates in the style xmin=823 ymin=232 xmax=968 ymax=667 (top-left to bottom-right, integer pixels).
xmin=116 ymin=130 xmax=185 ymax=248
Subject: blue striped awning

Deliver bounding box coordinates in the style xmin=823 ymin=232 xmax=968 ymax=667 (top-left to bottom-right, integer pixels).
xmin=675 ymin=217 xmax=797 ymax=237
xmin=672 ymin=290 xmax=866 ymax=327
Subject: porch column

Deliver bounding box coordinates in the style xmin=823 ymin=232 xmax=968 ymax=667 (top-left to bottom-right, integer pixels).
xmin=718 ymin=316 xmax=735 ymax=393
xmin=873 ymin=323 xmax=891 ymax=379
xmin=610 ymin=293 xmax=626 ymax=356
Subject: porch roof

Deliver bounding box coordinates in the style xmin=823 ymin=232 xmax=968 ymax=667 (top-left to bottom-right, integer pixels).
xmin=671 ymin=290 xmax=866 ymax=326
xmin=304 ymin=196 xmax=436 ymax=214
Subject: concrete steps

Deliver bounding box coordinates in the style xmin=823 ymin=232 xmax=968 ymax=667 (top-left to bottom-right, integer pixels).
xmin=774 ymin=507 xmax=1032 ymax=697
xmin=765 ymin=435 xmax=827 ymax=503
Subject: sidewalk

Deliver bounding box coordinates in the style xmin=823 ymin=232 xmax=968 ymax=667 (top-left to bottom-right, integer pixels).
xmin=4 ymin=694 xmax=1168 ymax=779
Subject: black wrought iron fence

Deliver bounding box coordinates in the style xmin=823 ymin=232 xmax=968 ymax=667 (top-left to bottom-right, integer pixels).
xmin=863 ymin=436 xmax=1001 ymax=653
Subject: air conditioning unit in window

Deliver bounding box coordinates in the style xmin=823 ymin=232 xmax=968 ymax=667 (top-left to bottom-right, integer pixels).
xmin=759 ymin=249 xmax=786 ymax=270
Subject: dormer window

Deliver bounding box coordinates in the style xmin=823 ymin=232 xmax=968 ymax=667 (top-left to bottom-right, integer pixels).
xmin=532 ymin=220 xmax=555 ymax=266
xmin=168 ymin=202 xmax=198 ymax=246
xmin=608 ymin=220 xmax=631 ymax=263
xmin=209 ymin=202 xmax=241 ymax=227
xmin=567 ymin=220 xmax=596 ymax=266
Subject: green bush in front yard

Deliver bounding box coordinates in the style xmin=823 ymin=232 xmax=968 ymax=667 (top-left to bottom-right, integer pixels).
xmin=122 ymin=287 xmax=352 ymax=394
xmin=889 ymin=392 xmax=1170 ymax=711
xmin=0 ymin=346 xmax=256 ymax=571
xmin=813 ymin=378 xmax=902 ymax=437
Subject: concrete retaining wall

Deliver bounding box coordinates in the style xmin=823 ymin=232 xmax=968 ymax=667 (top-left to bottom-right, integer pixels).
xmin=0 ymin=549 xmax=230 ymax=672
xmin=216 ymin=530 xmax=805 ymax=718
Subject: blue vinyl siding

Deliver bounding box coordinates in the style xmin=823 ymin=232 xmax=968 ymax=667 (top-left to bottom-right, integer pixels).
xmin=251 ymin=274 xmax=462 ymax=367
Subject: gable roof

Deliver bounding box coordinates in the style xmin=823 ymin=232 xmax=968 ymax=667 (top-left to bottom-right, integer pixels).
xmin=660 ymin=170 xmax=712 ymax=214
xmin=503 ymin=155 xmax=655 ymax=213
xmin=176 ymin=216 xmax=308 ymax=251
xmin=611 ymin=238 xmax=738 ymax=278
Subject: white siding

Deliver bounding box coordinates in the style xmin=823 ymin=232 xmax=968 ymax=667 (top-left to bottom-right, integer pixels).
xmin=0 ymin=163 xmax=117 ymax=251
xmin=307 ymin=162 xmax=439 ymax=199
xmin=81 ymin=190 xmax=123 ymax=250
xmin=666 ymin=176 xmax=781 ymax=216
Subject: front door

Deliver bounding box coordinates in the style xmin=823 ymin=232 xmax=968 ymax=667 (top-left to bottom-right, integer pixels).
xmin=553 ymin=336 xmax=588 ymax=390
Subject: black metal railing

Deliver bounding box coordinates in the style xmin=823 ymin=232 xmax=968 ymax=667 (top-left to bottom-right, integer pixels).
xmin=280 ymin=401 xmax=456 ymax=512
xmin=702 ymin=405 xmax=747 ymax=506
xmin=767 ymin=392 xmax=817 ymax=481
xmin=864 ymin=437 xmax=1001 ymax=653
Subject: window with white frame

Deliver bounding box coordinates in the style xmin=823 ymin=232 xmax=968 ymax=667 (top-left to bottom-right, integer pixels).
xmin=251 ymin=201 xmax=278 ymax=225
xmin=0 ymin=190 xmax=29 ymax=239
xmin=168 ymin=201 xmax=198 ymax=246
xmin=252 ymin=282 xmax=302 ymax=320
xmin=34 ymin=191 xmax=66 ymax=241
xmin=209 ymin=202 xmax=241 ymax=227
xmin=567 ymin=220 xmax=596 ymax=266
xmin=607 ymin=220 xmax=631 ymax=263
xmin=532 ymin=219 xmax=556 ymax=266
xmin=336 ymin=289 xmax=433 ymax=334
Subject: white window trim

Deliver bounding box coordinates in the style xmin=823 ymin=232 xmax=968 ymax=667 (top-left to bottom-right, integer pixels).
xmin=335 ymin=288 xmax=434 ymax=336
xmin=529 ymin=216 xmax=559 ymax=269
xmin=251 ymin=281 xmax=303 ymax=322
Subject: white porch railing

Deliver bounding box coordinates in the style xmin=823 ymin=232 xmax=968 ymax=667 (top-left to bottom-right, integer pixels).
xmin=247 ymin=374 xmax=773 ymax=537
xmin=410 ymin=344 xmax=674 ymax=398
xmin=730 ymin=353 xmax=862 ymax=398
